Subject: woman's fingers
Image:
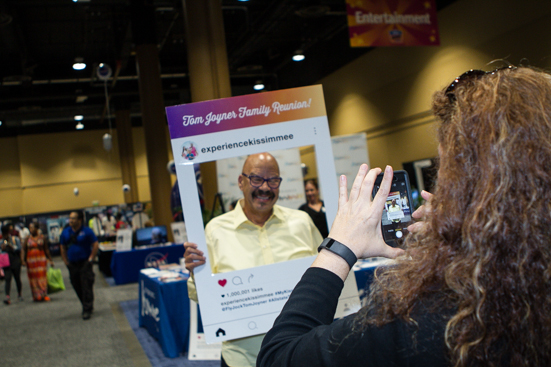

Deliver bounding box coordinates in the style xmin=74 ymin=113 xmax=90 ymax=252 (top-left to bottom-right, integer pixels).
xmin=337 ymin=174 xmax=349 ymax=210
xmin=411 ymin=205 xmax=426 ymax=219
xmin=420 ymin=190 xmax=433 ymax=201
xmin=371 ymin=166 xmax=393 ymax=212
xmin=407 ymin=221 xmax=425 ymax=233
xmin=347 ymin=164 xmax=369 ymax=204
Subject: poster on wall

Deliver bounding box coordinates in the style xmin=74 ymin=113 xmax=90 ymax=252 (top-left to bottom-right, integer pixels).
xmin=331 ymin=132 xmax=370 ymax=191
xmin=166 ymin=85 xmax=361 ymax=344
xmin=47 ymin=218 xmax=64 ymax=244
xmin=346 ymin=0 xmax=440 ymax=47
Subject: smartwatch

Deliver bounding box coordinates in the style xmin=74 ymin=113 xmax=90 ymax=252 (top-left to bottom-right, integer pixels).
xmin=317 ymin=238 xmax=357 ymax=269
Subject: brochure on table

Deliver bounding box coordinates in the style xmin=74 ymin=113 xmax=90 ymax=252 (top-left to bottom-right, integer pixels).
xmin=115 ymin=229 xmax=133 ymax=252
xmin=166 ymin=85 xmax=360 ymax=344
xmin=170 ymin=222 xmax=188 ymax=244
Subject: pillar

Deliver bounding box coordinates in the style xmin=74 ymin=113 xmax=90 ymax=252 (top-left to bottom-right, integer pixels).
xmin=115 ymin=108 xmax=139 ymax=203
xmin=131 ymin=1 xmax=173 ymax=235
xmin=182 ymin=0 xmax=232 ymax=212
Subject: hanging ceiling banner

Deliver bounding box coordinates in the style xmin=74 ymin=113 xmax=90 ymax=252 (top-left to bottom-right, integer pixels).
xmin=346 ymin=0 xmax=440 ymax=47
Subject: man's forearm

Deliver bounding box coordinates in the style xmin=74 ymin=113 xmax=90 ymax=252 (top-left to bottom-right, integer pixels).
xmin=60 ymin=246 xmax=69 ymax=264
xmin=89 ymin=241 xmax=99 ymax=261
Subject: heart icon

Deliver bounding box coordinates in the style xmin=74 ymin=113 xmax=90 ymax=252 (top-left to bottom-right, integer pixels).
xmin=218 ymin=279 xmax=227 ymax=287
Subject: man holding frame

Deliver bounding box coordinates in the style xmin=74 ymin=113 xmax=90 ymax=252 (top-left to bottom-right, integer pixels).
xmin=184 ymin=152 xmax=323 ymax=367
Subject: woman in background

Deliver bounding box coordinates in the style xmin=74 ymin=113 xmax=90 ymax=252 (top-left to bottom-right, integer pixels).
xmin=1 ymin=225 xmax=23 ymax=305
xmin=298 ymin=179 xmax=329 ymax=238
xmin=21 ymin=222 xmax=54 ymax=302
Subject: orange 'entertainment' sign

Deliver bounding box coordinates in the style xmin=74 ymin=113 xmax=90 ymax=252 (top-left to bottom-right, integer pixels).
xmin=347 ymin=0 xmax=440 ymax=47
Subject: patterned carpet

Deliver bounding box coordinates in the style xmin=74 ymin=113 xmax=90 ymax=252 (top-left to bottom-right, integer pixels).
xmin=119 ymin=299 xmax=219 ymax=367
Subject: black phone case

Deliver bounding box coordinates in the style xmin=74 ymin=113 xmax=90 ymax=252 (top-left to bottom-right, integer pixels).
xmin=372 ymin=170 xmax=414 ymax=247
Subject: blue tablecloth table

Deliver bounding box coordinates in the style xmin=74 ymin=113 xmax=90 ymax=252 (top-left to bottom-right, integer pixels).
xmin=139 ymin=271 xmax=191 ymax=358
xmin=110 ymin=244 xmax=185 ymax=285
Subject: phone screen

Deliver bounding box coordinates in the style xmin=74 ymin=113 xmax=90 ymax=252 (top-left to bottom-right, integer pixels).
xmin=372 ymin=171 xmax=414 ymax=247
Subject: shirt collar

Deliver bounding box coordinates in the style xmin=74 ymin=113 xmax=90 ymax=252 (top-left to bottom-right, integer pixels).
xmin=232 ymin=200 xmax=284 ymax=229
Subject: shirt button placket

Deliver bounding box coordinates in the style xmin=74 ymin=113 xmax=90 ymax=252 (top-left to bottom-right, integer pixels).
xmin=259 ymin=227 xmax=272 ymax=264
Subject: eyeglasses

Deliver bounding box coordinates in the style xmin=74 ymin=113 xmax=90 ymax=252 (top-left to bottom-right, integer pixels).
xmin=242 ymin=173 xmax=282 ymax=189
xmin=445 ymin=65 xmax=516 ymax=103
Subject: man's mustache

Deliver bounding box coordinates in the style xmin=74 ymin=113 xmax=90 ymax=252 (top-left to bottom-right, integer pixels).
xmin=252 ymin=189 xmax=275 ymax=199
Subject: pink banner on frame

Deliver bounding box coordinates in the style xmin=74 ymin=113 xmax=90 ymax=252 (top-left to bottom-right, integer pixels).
xmin=166 ymin=85 xmax=327 ymax=140
xmin=346 ymin=0 xmax=440 ymax=47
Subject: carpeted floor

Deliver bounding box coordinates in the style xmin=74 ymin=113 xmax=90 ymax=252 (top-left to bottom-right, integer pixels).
xmin=119 ymin=299 xmax=219 ymax=367
xmin=0 ymin=256 xmax=219 ymax=367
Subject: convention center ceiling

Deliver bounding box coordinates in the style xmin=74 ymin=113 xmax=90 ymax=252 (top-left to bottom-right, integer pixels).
xmin=0 ymin=0 xmax=456 ymax=137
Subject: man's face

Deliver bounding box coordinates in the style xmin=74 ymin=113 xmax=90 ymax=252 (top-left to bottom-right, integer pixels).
xmin=239 ymin=154 xmax=280 ymax=217
xmin=69 ymin=212 xmax=81 ymax=230
xmin=391 ymin=199 xmax=397 ymax=206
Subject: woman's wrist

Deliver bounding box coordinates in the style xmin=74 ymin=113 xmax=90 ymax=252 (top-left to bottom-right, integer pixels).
xmin=312 ymin=250 xmax=351 ymax=281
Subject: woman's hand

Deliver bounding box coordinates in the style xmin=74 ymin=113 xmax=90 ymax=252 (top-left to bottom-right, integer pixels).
xmin=184 ymin=242 xmax=206 ymax=273
xmin=406 ymin=190 xmax=433 ymax=233
xmin=328 ymin=164 xmax=405 ymax=260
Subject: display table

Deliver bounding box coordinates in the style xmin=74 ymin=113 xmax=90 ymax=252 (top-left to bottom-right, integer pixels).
xmin=110 ymin=244 xmax=185 ymax=285
xmin=98 ymin=243 xmax=116 ymax=276
xmin=139 ymin=270 xmax=191 ymax=358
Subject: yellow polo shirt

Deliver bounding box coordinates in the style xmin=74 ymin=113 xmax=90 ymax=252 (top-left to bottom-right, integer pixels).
xmin=188 ymin=200 xmax=323 ymax=367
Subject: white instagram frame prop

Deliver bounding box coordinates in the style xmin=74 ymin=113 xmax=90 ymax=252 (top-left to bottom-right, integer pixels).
xmin=167 ymin=85 xmax=360 ymax=344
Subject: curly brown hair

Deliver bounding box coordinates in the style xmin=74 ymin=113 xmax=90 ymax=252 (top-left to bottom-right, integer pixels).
xmin=358 ymin=66 xmax=551 ymax=366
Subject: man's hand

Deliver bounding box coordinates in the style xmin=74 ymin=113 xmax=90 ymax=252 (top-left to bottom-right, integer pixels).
xmin=184 ymin=242 xmax=206 ymax=273
xmin=406 ymin=190 xmax=433 ymax=234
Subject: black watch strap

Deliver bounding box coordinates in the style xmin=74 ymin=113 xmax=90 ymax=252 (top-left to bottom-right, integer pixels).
xmin=317 ymin=238 xmax=357 ymax=269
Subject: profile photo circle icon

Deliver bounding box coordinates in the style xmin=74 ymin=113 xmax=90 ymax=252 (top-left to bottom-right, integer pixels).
xmin=181 ymin=141 xmax=199 ymax=161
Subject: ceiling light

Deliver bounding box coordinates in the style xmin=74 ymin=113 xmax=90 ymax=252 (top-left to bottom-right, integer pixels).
xmin=73 ymin=0 xmax=91 ymax=3
xmin=74 ymin=115 xmax=83 ymax=121
xmin=0 ymin=121 xmax=3 ymax=126
xmin=73 ymin=57 xmax=86 ymax=71
xmin=76 ymin=122 xmax=84 ymax=130
xmin=292 ymin=50 xmax=305 ymax=62
xmin=253 ymin=81 xmax=265 ymax=91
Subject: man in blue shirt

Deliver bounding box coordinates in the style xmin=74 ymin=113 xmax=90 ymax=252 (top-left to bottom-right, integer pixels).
xmin=60 ymin=211 xmax=99 ymax=320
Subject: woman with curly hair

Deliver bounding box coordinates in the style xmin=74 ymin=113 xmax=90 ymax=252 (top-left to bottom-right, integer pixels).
xmin=258 ymin=66 xmax=551 ymax=367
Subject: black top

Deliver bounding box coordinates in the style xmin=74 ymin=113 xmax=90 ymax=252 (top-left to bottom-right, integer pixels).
xmin=1 ymin=237 xmax=21 ymax=269
xmin=298 ymin=201 xmax=329 ymax=238
xmin=258 ymin=267 xmax=451 ymax=367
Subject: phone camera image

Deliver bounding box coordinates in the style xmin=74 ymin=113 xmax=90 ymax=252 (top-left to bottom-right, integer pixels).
xmin=372 ymin=170 xmax=414 ymax=247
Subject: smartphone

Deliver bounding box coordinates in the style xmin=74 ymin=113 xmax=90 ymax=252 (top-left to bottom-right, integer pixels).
xmin=371 ymin=170 xmax=414 ymax=247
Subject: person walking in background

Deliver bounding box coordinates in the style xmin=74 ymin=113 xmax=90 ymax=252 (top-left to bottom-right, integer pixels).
xmin=21 ymin=222 xmax=54 ymax=302
xmin=60 ymin=211 xmax=99 ymax=320
xmin=1 ymin=225 xmax=23 ymax=305
xmin=298 ymin=179 xmax=329 ymax=238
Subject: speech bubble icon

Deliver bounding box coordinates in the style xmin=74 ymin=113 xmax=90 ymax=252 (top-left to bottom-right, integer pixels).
xmin=248 ymin=321 xmax=257 ymax=330
xmin=232 ymin=276 xmax=243 ymax=285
